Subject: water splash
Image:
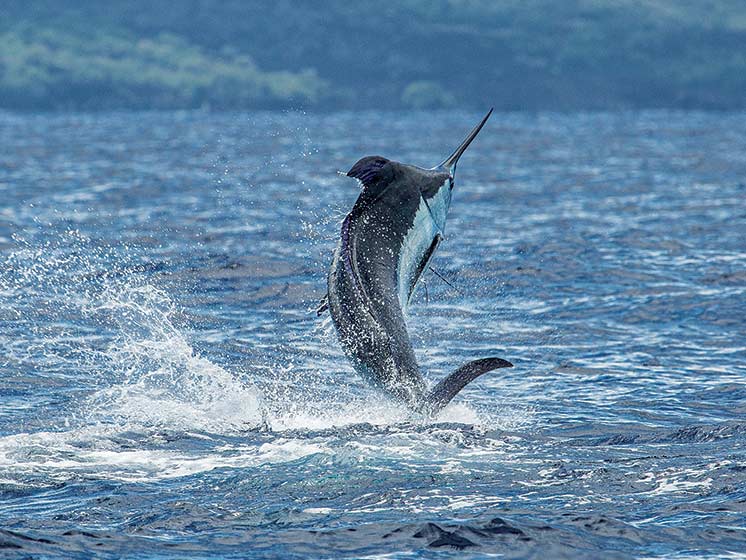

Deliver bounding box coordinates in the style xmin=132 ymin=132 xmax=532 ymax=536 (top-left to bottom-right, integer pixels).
xmin=0 ymin=230 xmax=265 ymax=436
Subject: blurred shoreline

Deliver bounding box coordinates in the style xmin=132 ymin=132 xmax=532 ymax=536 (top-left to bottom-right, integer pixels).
xmin=3 ymin=1 xmax=746 ymax=112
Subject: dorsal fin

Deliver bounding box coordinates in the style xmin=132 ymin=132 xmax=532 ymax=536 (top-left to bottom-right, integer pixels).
xmin=347 ymin=156 xmax=391 ymax=189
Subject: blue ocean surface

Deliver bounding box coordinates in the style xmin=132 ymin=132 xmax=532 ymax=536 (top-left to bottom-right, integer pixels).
xmin=0 ymin=110 xmax=744 ymax=559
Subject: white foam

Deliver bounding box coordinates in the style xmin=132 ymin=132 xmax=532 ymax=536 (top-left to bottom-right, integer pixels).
xmin=0 ymin=233 xmax=530 ymax=485
xmin=264 ymin=396 xmax=410 ymax=432
xmin=0 ymin=428 xmax=328 ymax=483
xmin=638 ymin=464 xmax=716 ymax=497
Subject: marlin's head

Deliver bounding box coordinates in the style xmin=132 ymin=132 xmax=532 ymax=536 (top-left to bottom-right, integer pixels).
xmin=418 ymin=109 xmax=494 ymax=231
xmin=345 ymin=110 xmax=493 ymax=232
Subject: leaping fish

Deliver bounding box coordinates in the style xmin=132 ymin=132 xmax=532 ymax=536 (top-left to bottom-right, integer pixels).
xmin=321 ymin=110 xmax=512 ymax=416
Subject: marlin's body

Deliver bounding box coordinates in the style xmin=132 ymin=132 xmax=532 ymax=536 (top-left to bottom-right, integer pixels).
xmin=324 ymin=111 xmax=512 ymax=415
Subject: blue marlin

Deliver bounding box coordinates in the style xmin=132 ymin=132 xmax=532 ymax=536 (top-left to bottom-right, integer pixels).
xmin=321 ymin=110 xmax=512 ymax=416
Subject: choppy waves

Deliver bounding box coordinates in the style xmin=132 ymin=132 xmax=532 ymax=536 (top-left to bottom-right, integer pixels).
xmin=0 ymin=110 xmax=744 ymax=558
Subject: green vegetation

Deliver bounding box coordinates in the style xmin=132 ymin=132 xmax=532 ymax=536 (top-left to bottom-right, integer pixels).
xmin=401 ymin=82 xmax=456 ymax=110
xmin=0 ymin=27 xmax=324 ymax=110
xmin=2 ymin=0 xmax=746 ymax=110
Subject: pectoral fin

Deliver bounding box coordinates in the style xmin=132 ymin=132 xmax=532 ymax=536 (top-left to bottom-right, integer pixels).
xmin=315 ymin=293 xmax=329 ymax=316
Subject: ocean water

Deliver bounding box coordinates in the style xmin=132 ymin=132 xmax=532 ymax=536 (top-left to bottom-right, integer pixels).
xmin=0 ymin=110 xmax=744 ymax=559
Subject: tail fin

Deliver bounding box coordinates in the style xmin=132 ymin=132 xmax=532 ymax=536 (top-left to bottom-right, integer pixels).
xmin=422 ymin=357 xmax=513 ymax=417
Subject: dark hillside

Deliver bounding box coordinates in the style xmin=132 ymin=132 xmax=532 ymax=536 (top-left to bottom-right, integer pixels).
xmin=2 ymin=0 xmax=746 ymax=110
